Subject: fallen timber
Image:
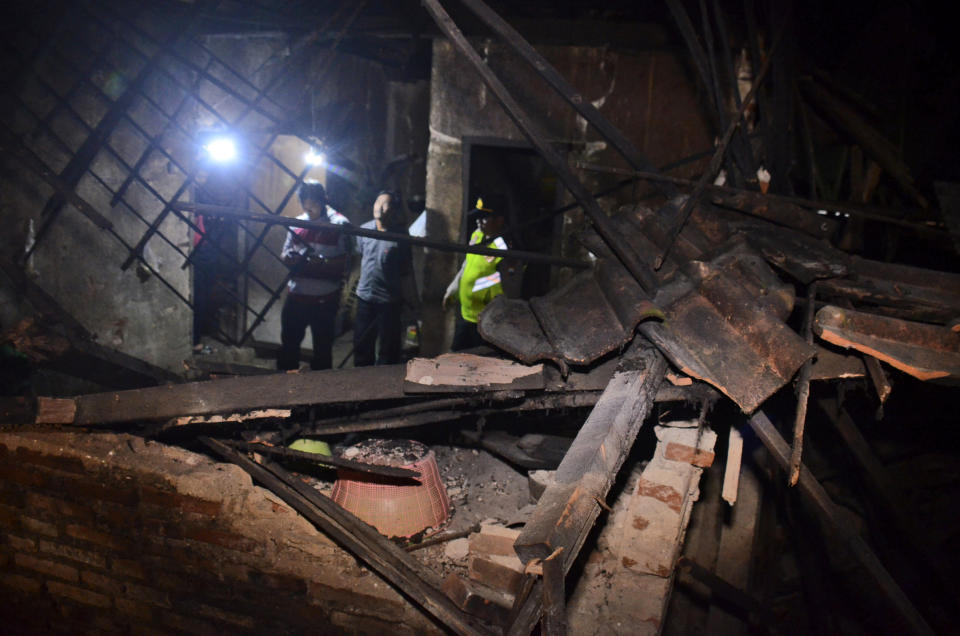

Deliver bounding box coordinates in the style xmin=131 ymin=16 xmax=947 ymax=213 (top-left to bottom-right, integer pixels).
xmin=514 ymin=341 xmax=667 ymax=567
xmin=35 ymin=354 xmax=712 ymax=427
xmin=175 ymin=202 xmax=589 ymax=271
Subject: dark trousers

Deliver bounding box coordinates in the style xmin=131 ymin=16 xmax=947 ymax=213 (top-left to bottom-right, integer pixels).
xmin=278 ymin=295 xmax=338 ymax=371
xmin=452 ymin=315 xmax=483 ymax=352
xmin=192 ymin=256 xmax=218 ymax=346
xmin=354 ymin=298 xmax=402 ymax=366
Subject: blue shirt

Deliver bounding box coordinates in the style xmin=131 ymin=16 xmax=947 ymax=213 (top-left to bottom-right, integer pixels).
xmin=354 ymin=220 xmax=411 ymax=303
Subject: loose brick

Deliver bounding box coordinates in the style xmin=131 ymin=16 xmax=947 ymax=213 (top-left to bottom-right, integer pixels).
xmin=14 ymin=553 xmax=79 ymax=581
xmin=81 ymin=570 xmax=124 ymax=594
xmin=141 ymin=487 xmax=221 ymax=516
xmin=65 ymin=523 xmax=117 ymax=549
xmin=7 ymin=533 xmax=37 ymax=552
xmin=183 ymin=526 xmax=261 ymax=554
xmin=124 ymin=581 xmax=172 ymax=608
xmin=1 ymin=573 xmax=43 ymax=593
xmin=39 ymin=540 xmax=107 ymax=569
xmin=46 ymin=580 xmax=112 ymax=608
xmin=15 ymin=447 xmax=87 ymax=475
xmin=112 ymin=558 xmax=145 ymax=579
xmin=21 ymin=516 xmax=58 ymax=537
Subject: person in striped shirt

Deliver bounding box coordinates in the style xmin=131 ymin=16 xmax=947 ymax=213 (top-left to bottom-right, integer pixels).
xmin=277 ymin=181 xmax=351 ymax=371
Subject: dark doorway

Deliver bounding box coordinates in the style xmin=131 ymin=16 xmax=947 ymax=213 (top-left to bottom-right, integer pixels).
xmin=462 ymin=139 xmax=561 ymax=298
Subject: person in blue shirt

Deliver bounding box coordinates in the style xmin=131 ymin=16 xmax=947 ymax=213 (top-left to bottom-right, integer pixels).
xmin=352 ymin=190 xmax=415 ymax=366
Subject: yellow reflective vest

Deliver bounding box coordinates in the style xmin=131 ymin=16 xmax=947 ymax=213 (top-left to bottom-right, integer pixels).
xmin=459 ymin=229 xmax=506 ymax=323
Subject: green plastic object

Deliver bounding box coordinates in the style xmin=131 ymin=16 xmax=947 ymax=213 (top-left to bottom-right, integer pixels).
xmin=288 ymin=438 xmax=331 ymax=456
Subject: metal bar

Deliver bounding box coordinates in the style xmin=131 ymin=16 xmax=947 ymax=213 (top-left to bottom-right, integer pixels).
xmin=422 ymin=0 xmax=657 ymax=293
xmin=176 ymin=202 xmax=592 ymax=269
xmin=456 ymin=0 xmax=675 ymax=199
xmin=654 ymin=17 xmax=785 ymax=269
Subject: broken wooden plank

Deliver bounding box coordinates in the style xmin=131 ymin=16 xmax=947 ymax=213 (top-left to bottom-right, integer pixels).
xmin=514 ymin=341 xmax=667 ymax=567
xmin=721 ymin=424 xmax=744 ymax=506
xmin=747 ymin=411 xmax=934 ymax=635
xmin=165 ymin=409 xmax=291 ymax=430
xmin=404 ymin=353 xmax=545 ymax=393
xmin=200 ymin=438 xmax=493 ymax=636
xmin=815 ymin=306 xmax=960 ymax=381
xmin=45 ymin=365 xmax=405 ymax=425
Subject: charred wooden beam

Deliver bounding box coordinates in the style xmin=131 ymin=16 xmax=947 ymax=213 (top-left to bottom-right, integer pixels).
xmin=200 ymin=438 xmax=494 ymax=636
xmin=36 ymin=353 xmax=657 ymax=426
xmin=514 ymin=342 xmax=667 ymax=567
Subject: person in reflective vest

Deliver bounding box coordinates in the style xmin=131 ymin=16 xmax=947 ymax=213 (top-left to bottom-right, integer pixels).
xmin=443 ymin=196 xmax=508 ymax=351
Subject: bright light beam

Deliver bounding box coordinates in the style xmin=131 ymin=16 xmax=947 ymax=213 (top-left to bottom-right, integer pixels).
xmin=205 ymin=137 xmax=237 ymax=163
xmin=305 ymin=148 xmax=326 ymax=167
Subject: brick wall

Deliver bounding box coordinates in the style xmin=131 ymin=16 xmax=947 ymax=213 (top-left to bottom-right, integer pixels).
xmin=0 ymin=431 xmax=442 ymax=634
